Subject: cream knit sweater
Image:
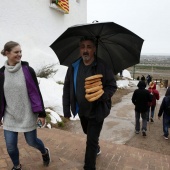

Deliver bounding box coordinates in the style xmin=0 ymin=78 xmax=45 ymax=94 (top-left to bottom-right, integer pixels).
xmin=3 ymin=61 xmax=37 ymax=132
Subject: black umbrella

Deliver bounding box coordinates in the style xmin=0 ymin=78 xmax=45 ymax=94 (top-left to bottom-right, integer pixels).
xmin=50 ymin=22 xmax=144 ymax=74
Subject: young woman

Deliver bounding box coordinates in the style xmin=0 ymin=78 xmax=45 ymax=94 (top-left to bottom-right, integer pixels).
xmin=147 ymin=81 xmax=160 ymax=122
xmin=0 ymin=41 xmax=50 ymax=170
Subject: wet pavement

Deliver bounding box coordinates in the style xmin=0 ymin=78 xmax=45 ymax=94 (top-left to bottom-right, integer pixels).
xmin=0 ymin=84 xmax=169 ymax=169
xmin=65 ymin=84 xmax=167 ymax=144
xmin=1 ymin=115 xmax=170 ymax=170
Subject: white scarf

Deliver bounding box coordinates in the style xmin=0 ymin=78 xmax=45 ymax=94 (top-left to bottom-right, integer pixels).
xmin=4 ymin=60 xmax=21 ymax=73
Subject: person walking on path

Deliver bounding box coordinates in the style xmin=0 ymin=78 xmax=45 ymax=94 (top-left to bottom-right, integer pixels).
xmin=0 ymin=41 xmax=50 ymax=170
xmin=132 ymin=81 xmax=152 ymax=136
xmin=158 ymin=87 xmax=170 ymax=140
xmin=147 ymin=81 xmax=160 ymax=123
xmin=146 ymin=74 xmax=152 ymax=85
xmin=63 ymin=36 xmax=117 ymax=170
xmin=141 ymin=75 xmax=146 ymax=82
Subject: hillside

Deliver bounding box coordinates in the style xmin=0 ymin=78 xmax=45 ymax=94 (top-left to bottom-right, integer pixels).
xmin=127 ymin=55 xmax=170 ymax=80
xmin=140 ymin=55 xmax=170 ymax=66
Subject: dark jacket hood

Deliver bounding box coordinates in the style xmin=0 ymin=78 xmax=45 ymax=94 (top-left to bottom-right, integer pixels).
xmin=137 ymin=81 xmax=146 ymax=89
xmin=165 ymin=87 xmax=170 ymax=96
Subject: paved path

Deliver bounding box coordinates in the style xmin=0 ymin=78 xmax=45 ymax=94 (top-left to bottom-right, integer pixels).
xmin=0 ymin=86 xmax=169 ymax=170
xmin=63 ymin=84 xmax=167 ymax=145
xmin=1 ymin=126 xmax=170 ymax=170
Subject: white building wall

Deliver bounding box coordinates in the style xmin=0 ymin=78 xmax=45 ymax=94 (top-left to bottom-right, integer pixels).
xmin=0 ymin=0 xmax=87 ymax=70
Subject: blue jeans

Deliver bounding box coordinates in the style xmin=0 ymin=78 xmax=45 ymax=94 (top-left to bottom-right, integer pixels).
xmin=147 ymin=105 xmax=155 ymax=121
xmin=79 ymin=116 xmax=104 ymax=170
xmin=135 ymin=111 xmax=147 ymax=131
xmin=163 ymin=117 xmax=170 ymax=137
xmin=4 ymin=129 xmax=46 ymax=166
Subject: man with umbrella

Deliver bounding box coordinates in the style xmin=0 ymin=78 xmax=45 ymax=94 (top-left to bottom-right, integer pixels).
xmin=63 ymin=36 xmax=117 ymax=170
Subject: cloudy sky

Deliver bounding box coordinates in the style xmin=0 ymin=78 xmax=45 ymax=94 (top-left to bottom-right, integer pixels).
xmin=87 ymin=0 xmax=170 ymax=55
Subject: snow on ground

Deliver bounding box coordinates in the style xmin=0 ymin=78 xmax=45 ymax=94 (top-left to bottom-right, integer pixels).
xmin=1 ymin=54 xmax=139 ymax=125
xmin=37 ymin=67 xmax=138 ymax=125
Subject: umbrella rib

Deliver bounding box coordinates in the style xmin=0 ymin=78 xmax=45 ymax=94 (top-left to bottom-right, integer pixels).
xmin=83 ymin=24 xmax=105 ymax=40
xmin=98 ymin=42 xmax=117 ymax=73
xmin=50 ymin=22 xmax=143 ymax=74
xmin=61 ymin=45 xmax=79 ymax=64
xmin=98 ymin=41 xmax=136 ymax=70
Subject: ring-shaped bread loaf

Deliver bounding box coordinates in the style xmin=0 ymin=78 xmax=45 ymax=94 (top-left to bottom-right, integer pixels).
xmin=85 ymin=78 xmax=101 ymax=85
xmin=85 ymin=74 xmax=103 ymax=81
xmin=85 ymin=89 xmax=104 ymax=100
xmin=86 ymin=85 xmax=103 ymax=94
xmin=87 ymin=90 xmax=104 ymax=102
xmin=84 ymin=81 xmax=102 ymax=89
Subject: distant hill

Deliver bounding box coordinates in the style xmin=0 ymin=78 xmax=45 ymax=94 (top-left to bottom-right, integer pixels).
xmin=141 ymin=55 xmax=170 ymax=58
xmin=140 ymin=55 xmax=170 ymax=66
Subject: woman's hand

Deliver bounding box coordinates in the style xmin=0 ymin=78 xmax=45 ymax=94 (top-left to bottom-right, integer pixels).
xmin=37 ymin=117 xmax=46 ymax=127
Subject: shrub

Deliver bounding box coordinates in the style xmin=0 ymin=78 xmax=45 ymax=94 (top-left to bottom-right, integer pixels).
xmin=36 ymin=64 xmax=58 ymax=78
xmin=56 ymin=81 xmax=64 ymax=85
xmin=45 ymin=113 xmax=51 ymax=124
xmin=57 ymin=121 xmax=64 ymax=127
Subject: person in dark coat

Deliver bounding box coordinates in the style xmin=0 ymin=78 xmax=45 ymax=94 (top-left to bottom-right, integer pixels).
xmin=146 ymin=74 xmax=152 ymax=85
xmin=140 ymin=75 xmax=147 ymax=86
xmin=141 ymin=75 xmax=145 ymax=81
xmin=132 ymin=81 xmax=152 ymax=136
xmin=63 ymin=36 xmax=117 ymax=170
xmin=158 ymin=87 xmax=170 ymax=140
xmin=137 ymin=76 xmax=140 ymax=80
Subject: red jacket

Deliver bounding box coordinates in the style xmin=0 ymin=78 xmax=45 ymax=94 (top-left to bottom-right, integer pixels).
xmin=148 ymin=83 xmax=160 ymax=106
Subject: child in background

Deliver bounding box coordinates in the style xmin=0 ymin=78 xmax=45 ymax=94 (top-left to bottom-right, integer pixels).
xmin=147 ymin=81 xmax=160 ymax=122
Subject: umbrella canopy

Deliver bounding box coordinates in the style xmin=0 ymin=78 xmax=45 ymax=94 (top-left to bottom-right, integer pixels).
xmin=50 ymin=22 xmax=144 ymax=74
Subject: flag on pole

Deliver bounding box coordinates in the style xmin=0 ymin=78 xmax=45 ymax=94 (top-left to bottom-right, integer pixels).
xmin=56 ymin=0 xmax=69 ymax=14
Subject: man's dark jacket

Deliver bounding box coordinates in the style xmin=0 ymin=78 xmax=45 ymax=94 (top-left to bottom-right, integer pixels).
xmin=63 ymin=57 xmax=117 ymax=122
xmin=158 ymin=87 xmax=170 ymax=120
xmin=0 ymin=61 xmax=46 ymax=121
xmin=132 ymin=81 xmax=152 ymax=112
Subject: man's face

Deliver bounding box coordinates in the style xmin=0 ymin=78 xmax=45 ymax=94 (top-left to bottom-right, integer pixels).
xmin=79 ymin=40 xmax=96 ymax=63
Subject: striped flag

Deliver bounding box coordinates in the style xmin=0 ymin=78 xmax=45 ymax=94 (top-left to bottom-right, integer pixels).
xmin=56 ymin=0 xmax=69 ymax=14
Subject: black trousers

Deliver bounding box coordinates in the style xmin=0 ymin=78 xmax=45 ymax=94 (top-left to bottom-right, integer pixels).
xmin=79 ymin=116 xmax=104 ymax=170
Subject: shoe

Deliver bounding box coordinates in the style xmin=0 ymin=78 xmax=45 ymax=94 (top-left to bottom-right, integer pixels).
xmin=11 ymin=164 xmax=22 ymax=170
xmin=97 ymin=145 xmax=101 ymax=156
xmin=163 ymin=135 xmax=168 ymax=140
xmin=150 ymin=117 xmax=154 ymax=123
xmin=42 ymin=148 xmax=51 ymax=166
xmin=135 ymin=131 xmax=139 ymax=134
xmin=142 ymin=130 xmax=146 ymax=136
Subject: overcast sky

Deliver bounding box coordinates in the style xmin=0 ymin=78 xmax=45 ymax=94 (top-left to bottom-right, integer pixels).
xmin=87 ymin=0 xmax=170 ymax=55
